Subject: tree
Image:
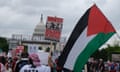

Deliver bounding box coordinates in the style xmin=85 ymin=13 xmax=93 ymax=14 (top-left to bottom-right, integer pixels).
xmin=0 ymin=37 xmax=9 ymax=53
xmin=39 ymin=46 xmax=42 ymax=50
xmin=91 ymin=43 xmax=120 ymax=61
xmin=45 ymin=47 xmax=50 ymax=52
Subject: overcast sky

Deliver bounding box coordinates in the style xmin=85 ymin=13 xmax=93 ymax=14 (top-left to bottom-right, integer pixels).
xmin=0 ymin=0 xmax=120 ymax=44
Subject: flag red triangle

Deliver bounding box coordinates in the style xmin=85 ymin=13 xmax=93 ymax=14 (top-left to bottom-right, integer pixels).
xmin=87 ymin=4 xmax=115 ymax=36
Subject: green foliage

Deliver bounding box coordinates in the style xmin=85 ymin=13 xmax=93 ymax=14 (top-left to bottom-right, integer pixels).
xmin=0 ymin=37 xmax=9 ymax=53
xmin=39 ymin=46 xmax=42 ymax=50
xmin=92 ymin=44 xmax=120 ymax=61
xmin=45 ymin=47 xmax=50 ymax=52
xmin=24 ymin=45 xmax=28 ymax=52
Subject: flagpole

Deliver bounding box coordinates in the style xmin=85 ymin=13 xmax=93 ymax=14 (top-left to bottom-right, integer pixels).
xmin=49 ymin=41 xmax=53 ymax=56
xmin=50 ymin=41 xmax=55 ymax=57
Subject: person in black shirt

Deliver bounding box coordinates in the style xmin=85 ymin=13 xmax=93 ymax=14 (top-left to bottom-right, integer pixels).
xmin=14 ymin=52 xmax=29 ymax=72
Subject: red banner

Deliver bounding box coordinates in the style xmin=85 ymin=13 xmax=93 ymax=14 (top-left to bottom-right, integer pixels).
xmin=45 ymin=16 xmax=63 ymax=41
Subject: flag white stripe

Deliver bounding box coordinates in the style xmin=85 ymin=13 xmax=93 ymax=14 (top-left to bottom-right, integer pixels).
xmin=64 ymin=28 xmax=96 ymax=70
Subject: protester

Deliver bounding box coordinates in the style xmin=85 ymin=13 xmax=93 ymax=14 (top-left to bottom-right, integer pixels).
xmin=14 ymin=52 xmax=29 ymax=72
xmin=98 ymin=59 xmax=105 ymax=72
xmin=5 ymin=57 xmax=12 ymax=72
xmin=20 ymin=53 xmax=52 ymax=72
xmin=109 ymin=62 xmax=117 ymax=72
xmin=0 ymin=56 xmax=7 ymax=72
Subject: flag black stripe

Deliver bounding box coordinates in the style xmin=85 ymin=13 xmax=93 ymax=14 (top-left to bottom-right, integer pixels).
xmin=57 ymin=8 xmax=91 ymax=69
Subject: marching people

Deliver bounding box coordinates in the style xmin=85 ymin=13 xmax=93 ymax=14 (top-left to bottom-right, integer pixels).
xmin=5 ymin=57 xmax=12 ymax=72
xmin=19 ymin=53 xmax=53 ymax=72
xmin=86 ymin=58 xmax=105 ymax=72
xmin=98 ymin=59 xmax=105 ymax=72
xmin=109 ymin=62 xmax=117 ymax=72
xmin=11 ymin=56 xmax=18 ymax=72
xmin=0 ymin=56 xmax=7 ymax=72
xmin=14 ymin=52 xmax=29 ymax=72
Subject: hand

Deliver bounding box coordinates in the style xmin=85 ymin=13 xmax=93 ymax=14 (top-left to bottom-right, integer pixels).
xmin=48 ymin=56 xmax=54 ymax=68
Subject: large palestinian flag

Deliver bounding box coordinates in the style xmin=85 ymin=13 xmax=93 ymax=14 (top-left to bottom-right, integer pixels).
xmin=57 ymin=4 xmax=116 ymax=72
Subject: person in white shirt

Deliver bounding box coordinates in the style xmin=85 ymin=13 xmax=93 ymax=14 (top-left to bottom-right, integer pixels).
xmin=0 ymin=63 xmax=6 ymax=72
xmin=20 ymin=53 xmax=51 ymax=72
xmin=0 ymin=56 xmax=7 ymax=72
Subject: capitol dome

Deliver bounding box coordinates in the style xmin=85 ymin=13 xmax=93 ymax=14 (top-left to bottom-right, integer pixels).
xmin=32 ymin=14 xmax=46 ymax=40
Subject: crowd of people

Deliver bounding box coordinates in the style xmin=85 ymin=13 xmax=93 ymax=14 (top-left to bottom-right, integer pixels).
xmin=86 ymin=58 xmax=105 ymax=72
xmin=2 ymin=52 xmax=120 ymax=72
xmin=86 ymin=57 xmax=120 ymax=72
xmin=0 ymin=52 xmax=57 ymax=72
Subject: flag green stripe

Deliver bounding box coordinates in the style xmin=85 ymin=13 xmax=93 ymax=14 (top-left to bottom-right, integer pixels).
xmin=74 ymin=32 xmax=115 ymax=72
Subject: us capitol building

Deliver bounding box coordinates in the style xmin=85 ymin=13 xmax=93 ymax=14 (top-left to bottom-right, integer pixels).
xmin=8 ymin=14 xmax=66 ymax=52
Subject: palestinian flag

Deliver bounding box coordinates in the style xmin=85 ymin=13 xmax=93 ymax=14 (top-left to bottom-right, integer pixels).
xmin=57 ymin=4 xmax=116 ymax=72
